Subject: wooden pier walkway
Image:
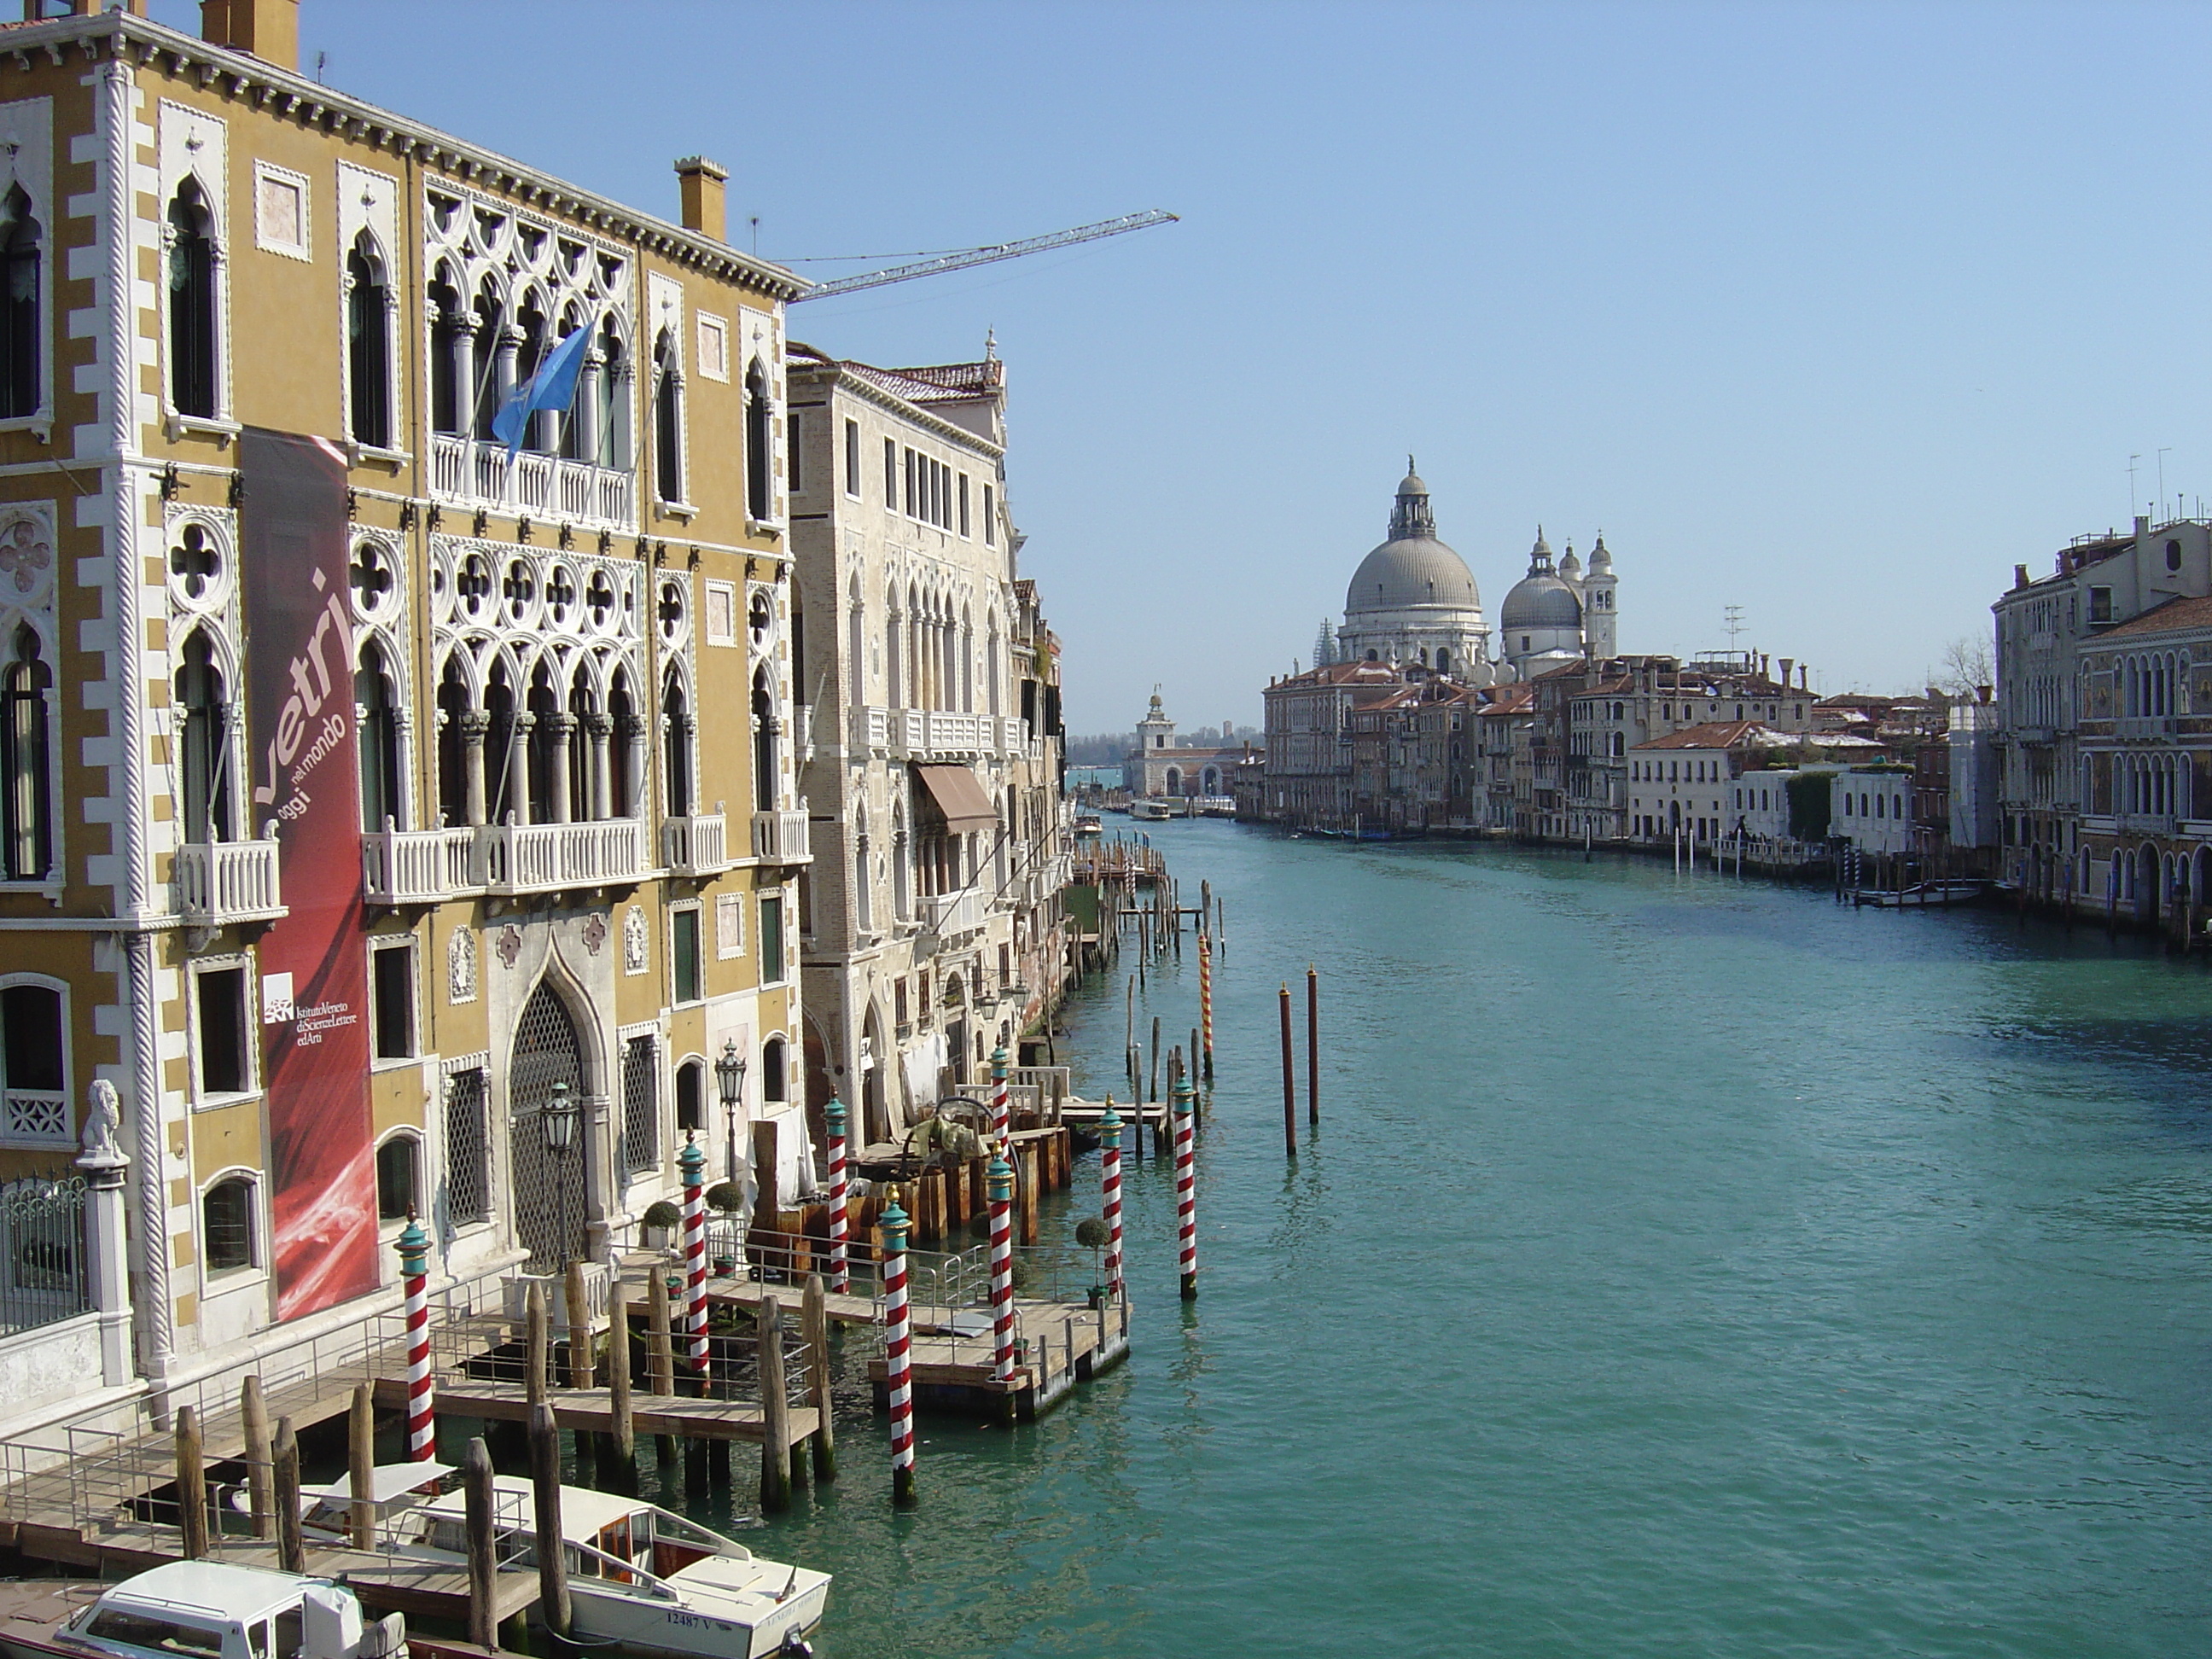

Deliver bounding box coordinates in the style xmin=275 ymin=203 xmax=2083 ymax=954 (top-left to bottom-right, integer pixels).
xmin=868 ymin=1295 xmax=1132 ymax=1422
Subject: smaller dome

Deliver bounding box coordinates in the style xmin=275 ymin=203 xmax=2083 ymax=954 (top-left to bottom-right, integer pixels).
xmin=1588 ymin=532 xmax=1613 ymax=571
xmin=1558 ymin=541 xmax=1582 ymax=579
xmin=1501 ymin=573 xmax=1582 ymax=631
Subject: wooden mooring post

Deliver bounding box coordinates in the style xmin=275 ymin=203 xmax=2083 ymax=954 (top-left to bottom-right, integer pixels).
xmin=608 ymin=1284 xmax=637 ymax=1485
xmin=758 ymin=1296 xmax=792 ymax=1511
xmin=463 ymin=1436 xmax=498 ymax=1652
xmin=566 ymin=1260 xmax=595 ymax=1390
xmin=272 ymin=1416 xmax=304 ymax=1573
xmin=528 ymin=1400 xmax=572 ymax=1638
xmin=347 ymin=1382 xmax=375 ymax=1550
xmin=240 ymin=1374 xmax=272 ymax=1540
xmin=1278 ymin=983 xmax=1297 ymax=1156
xmin=525 ymin=1279 xmax=550 ymax=1406
xmin=1307 ymin=964 xmax=1320 ymax=1125
xmin=174 ymin=1405 xmax=208 ymax=1559
xmin=804 ymin=1273 xmax=836 ymax=1482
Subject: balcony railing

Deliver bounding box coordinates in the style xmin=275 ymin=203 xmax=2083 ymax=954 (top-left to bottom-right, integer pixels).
xmin=174 ymin=838 xmax=283 ymax=925
xmin=429 ymin=434 xmax=635 ymax=531
xmin=362 ymin=824 xmax=477 ymax=905
xmin=923 ymin=888 xmax=984 ymax=939
xmin=854 ymin=706 xmax=891 ymax=754
xmin=925 ymin=711 xmax=983 ymax=754
xmin=661 ymin=813 xmax=729 ymax=877
xmin=751 ymin=808 xmax=812 ymax=864
xmin=480 ymin=818 xmax=649 ymax=895
xmin=2116 ymin=812 xmax=2178 ymax=836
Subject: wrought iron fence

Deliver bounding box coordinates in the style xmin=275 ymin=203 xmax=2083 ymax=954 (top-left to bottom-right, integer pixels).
xmin=0 ymin=1172 xmax=87 ymax=1337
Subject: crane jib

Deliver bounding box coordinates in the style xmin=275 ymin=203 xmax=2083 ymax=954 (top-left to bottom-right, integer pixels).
xmin=791 ymin=209 xmax=1178 ymax=302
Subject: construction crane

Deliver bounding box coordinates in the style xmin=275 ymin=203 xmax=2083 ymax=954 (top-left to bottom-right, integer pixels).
xmin=789 ymin=209 xmax=1177 ymax=302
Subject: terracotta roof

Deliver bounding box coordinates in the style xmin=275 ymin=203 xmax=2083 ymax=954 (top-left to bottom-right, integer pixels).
xmin=2097 ymin=593 xmax=2212 ymax=640
xmin=1478 ymin=685 xmax=1536 ymax=715
xmin=1633 ymin=720 xmax=1773 ymax=751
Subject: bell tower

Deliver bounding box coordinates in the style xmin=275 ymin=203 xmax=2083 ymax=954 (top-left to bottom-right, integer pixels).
xmin=1138 ymin=688 xmax=1176 ymax=752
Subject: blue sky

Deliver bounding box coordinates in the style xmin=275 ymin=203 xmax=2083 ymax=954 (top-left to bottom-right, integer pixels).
xmin=154 ymin=1 xmax=2212 ymax=731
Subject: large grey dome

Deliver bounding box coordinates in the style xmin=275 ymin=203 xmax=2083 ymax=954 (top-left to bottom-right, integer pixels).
xmin=1344 ymin=465 xmax=1481 ymax=616
xmin=1499 ymin=527 xmax=1582 ymax=630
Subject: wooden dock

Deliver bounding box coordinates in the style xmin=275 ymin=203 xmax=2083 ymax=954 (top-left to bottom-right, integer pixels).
xmin=868 ymin=1295 xmax=1131 ymax=1422
xmin=370 ymin=1373 xmax=817 ymax=1449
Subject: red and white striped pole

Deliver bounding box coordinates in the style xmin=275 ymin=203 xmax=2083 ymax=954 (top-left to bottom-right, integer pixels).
xmin=986 ymin=1147 xmax=1016 ymax=1381
xmin=1098 ymin=1099 xmax=1123 ymax=1300
xmin=825 ymin=1096 xmax=850 ymax=1295
xmin=990 ymin=1044 xmax=1010 ymax=1143
xmin=1172 ymin=1076 xmax=1197 ymax=1300
xmin=1198 ymin=932 xmax=1214 ymax=1083
xmin=880 ymin=1193 xmax=917 ymax=1506
xmin=396 ymin=1212 xmax=434 ymax=1461
xmin=678 ymin=1133 xmax=709 ymax=1377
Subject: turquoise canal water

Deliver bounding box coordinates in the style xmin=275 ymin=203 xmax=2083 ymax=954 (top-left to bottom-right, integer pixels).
xmin=730 ymin=822 xmax=2212 ymax=1656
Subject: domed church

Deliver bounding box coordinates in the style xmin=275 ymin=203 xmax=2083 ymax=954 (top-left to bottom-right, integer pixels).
xmin=1330 ymin=465 xmax=1621 ymax=683
xmin=1336 ymin=462 xmax=1496 ymax=684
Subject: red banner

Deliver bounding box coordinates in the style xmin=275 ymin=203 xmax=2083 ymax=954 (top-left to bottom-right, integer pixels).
xmin=242 ymin=428 xmax=378 ymax=1319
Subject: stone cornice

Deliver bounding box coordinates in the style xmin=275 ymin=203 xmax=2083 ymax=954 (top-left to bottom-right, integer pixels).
xmin=789 ymin=358 xmax=1004 ymax=459
xmin=16 ymin=11 xmax=806 ymax=304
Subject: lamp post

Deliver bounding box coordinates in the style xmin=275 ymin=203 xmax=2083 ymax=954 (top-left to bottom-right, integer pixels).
xmin=714 ymin=1039 xmax=748 ymax=1185
xmin=541 ymin=1079 xmax=579 ymax=1266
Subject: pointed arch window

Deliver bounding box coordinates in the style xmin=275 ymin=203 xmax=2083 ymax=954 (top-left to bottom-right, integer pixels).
xmin=0 ymin=186 xmax=38 ymax=421
xmin=0 ymin=625 xmax=49 ymax=879
xmin=346 ymin=232 xmax=392 ymax=449
xmin=654 ymin=328 xmax=684 ymax=505
xmin=356 ymin=641 xmax=404 ymax=832
xmin=176 ymin=632 xmax=233 ymax=844
xmin=662 ymin=670 xmax=693 ymax=818
xmin=752 ymin=666 xmax=777 ymax=813
xmin=166 ymin=180 xmax=218 ymax=419
xmin=428 ymin=267 xmax=463 ymax=436
xmin=598 ymin=319 xmax=631 ymax=470
xmin=744 ymin=360 xmax=771 ymax=521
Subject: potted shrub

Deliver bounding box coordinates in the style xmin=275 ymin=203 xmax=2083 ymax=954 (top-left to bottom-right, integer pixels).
xmin=640 ymin=1199 xmax=680 ymax=1252
xmin=1075 ymin=1217 xmax=1109 ymax=1307
xmin=705 ymin=1181 xmax=746 ymax=1276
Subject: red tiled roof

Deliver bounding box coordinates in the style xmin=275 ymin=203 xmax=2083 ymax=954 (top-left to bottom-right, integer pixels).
xmin=2097 ymin=593 xmax=2212 ymax=639
xmin=1632 ymin=720 xmax=1769 ymax=751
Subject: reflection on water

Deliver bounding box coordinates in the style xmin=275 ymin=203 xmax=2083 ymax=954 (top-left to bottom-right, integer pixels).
xmin=695 ymin=824 xmax=2212 ymax=1657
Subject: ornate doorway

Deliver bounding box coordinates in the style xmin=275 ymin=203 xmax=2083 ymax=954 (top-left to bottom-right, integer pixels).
xmin=509 ymin=981 xmax=585 ymax=1268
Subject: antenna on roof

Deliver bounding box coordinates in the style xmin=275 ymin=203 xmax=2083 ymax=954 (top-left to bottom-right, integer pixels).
xmin=1723 ymin=605 xmax=1744 ymax=653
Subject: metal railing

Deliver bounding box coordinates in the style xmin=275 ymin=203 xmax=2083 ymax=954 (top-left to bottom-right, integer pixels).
xmin=0 ymin=1173 xmax=86 ymax=1337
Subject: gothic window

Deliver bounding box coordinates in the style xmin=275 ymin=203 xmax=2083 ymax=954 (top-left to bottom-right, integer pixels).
xmin=435 ymin=657 xmax=469 ymax=826
xmin=745 ymin=360 xmax=772 ymax=521
xmin=0 ymin=187 xmax=38 ymax=421
xmin=356 ymin=640 xmax=404 ymax=833
xmin=515 ymin=296 xmax=549 ymax=453
xmin=1 ymin=626 xmax=49 ymax=880
xmin=598 ymin=318 xmax=631 ymax=469
xmin=761 ymin=1036 xmax=787 ymax=1103
xmin=166 ymin=181 xmax=218 ymax=419
xmin=472 ymin=280 xmax=504 ymax=439
xmin=176 ymin=632 xmax=233 ymax=844
xmin=752 ymin=665 xmax=777 ymax=813
xmin=608 ymin=672 xmax=637 ymax=818
xmin=346 ymin=233 xmax=392 ymax=448
xmin=428 ymin=266 xmax=462 ymax=435
xmin=444 ymin=1067 xmax=490 ymax=1224
xmin=654 ymin=327 xmax=684 ymax=504
xmin=620 ymin=1033 xmax=659 ymax=1176
xmin=375 ymin=1134 xmax=419 ymax=1220
xmin=662 ymin=669 xmax=692 ymax=817
xmin=675 ymin=1057 xmax=703 ymax=1133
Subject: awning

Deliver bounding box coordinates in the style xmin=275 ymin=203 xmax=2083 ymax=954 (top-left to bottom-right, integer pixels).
xmin=915 ymin=764 xmax=998 ymax=833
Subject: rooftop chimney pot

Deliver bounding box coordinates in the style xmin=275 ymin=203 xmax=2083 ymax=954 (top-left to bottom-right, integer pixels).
xmin=673 ymin=156 xmax=728 ymax=243
xmin=201 ymin=0 xmax=299 ymax=69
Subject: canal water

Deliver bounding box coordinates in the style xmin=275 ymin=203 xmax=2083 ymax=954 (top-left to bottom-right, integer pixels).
xmin=742 ymin=820 xmax=2212 ymax=1656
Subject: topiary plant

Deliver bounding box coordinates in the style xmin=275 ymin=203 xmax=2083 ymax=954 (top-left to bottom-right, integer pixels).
xmin=705 ymin=1181 xmax=747 ymax=1214
xmin=641 ymin=1200 xmax=681 ymax=1230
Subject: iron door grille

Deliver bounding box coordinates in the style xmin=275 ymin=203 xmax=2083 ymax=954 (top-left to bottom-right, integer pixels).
xmin=620 ymin=1033 xmax=659 ymax=1176
xmin=0 ymin=1173 xmax=85 ymax=1336
xmin=445 ymin=1068 xmax=490 ymax=1225
xmin=508 ymin=984 xmax=585 ymax=1268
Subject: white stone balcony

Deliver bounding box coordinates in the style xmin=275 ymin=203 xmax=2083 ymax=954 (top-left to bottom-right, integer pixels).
xmin=173 ymin=839 xmax=284 ymax=926
xmin=429 ymin=434 xmax=634 ymax=532
xmin=362 ymin=824 xmax=478 ymax=905
xmin=661 ymin=813 xmax=729 ymax=877
xmin=479 ymin=818 xmax=649 ymax=895
xmin=923 ymin=888 xmax=984 ymax=939
xmin=925 ymin=711 xmax=984 ymax=754
xmin=853 ymin=706 xmax=891 ymax=754
xmin=899 ymin=708 xmax=925 ymax=754
xmin=750 ymin=807 xmax=812 ymax=865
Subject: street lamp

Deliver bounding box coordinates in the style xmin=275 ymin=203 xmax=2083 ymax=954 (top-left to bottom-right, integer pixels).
xmin=540 ymin=1079 xmax=579 ymax=1265
xmin=714 ymin=1039 xmax=748 ymax=1185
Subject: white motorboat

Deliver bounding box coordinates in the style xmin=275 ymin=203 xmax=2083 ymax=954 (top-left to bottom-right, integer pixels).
xmin=1128 ymin=797 xmax=1173 ymax=821
xmin=306 ymin=1464 xmax=828 ymax=1659
xmin=5 ymin=1561 xmax=402 ymax=1659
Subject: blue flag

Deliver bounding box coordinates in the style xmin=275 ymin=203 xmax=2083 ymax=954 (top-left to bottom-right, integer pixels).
xmin=492 ymin=323 xmax=592 ymax=459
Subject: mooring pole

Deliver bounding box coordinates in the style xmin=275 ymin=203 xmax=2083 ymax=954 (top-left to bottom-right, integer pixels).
xmin=528 ymin=1400 xmax=572 ymax=1637
xmin=757 ymin=1295 xmax=791 ymax=1512
xmin=1099 ymin=1101 xmax=1123 ymax=1299
xmin=825 ymin=1097 xmax=851 ymax=1295
xmin=347 ymin=1382 xmax=375 ymax=1550
xmin=1278 ymin=983 xmax=1297 ymax=1157
xmin=272 ymin=1416 xmax=304 ymax=1574
xmin=240 ymin=1375 xmax=272 ymax=1540
xmin=1173 ymin=1076 xmax=1198 ymax=1300
xmin=175 ymin=1405 xmax=207 ymax=1559
xmin=1306 ymin=964 xmax=1319 ymax=1125
xmin=881 ymin=1195 xmax=917 ymax=1506
xmin=1199 ymin=931 xmax=1215 ymax=1080
xmin=463 ymin=1435 xmax=498 ymax=1651
xmin=803 ymin=1273 xmax=836 ymax=1481
xmin=990 ymin=1045 xmax=1010 ymax=1142
xmin=680 ymin=1132 xmax=710 ymax=1379
xmin=525 ymin=1280 xmax=550 ymax=1406
xmin=564 ymin=1258 xmax=595 ymax=1392
xmin=607 ymin=1284 xmax=636 ymax=1481
xmin=1150 ymin=1015 xmax=1161 ymax=1104
xmin=987 ymin=1148 xmax=1016 ymax=1381
xmin=398 ymin=1215 xmax=436 ymax=1461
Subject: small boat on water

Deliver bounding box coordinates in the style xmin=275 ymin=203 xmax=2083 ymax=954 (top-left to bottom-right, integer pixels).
xmin=1074 ymin=812 xmax=1103 ymax=837
xmin=1851 ymin=880 xmax=1988 ymax=909
xmin=306 ymin=1464 xmax=826 ymax=1659
xmin=1128 ymin=797 xmax=1173 ymax=821
xmin=0 ymin=1562 xmax=403 ymax=1659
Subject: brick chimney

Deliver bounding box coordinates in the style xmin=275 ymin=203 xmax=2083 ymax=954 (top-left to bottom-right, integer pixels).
xmin=673 ymin=157 xmax=728 ymax=242
xmin=201 ymin=0 xmax=300 ymax=69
